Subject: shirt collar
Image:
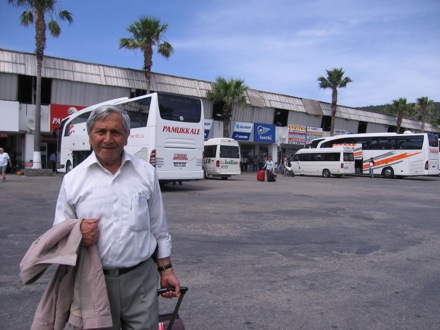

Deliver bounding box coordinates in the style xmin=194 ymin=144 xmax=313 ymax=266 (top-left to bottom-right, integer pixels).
xmin=85 ymin=150 xmax=133 ymax=172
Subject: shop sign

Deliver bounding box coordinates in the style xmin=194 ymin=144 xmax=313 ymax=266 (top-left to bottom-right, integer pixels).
xmin=288 ymin=125 xmax=307 ymax=145
xmin=50 ymin=104 xmax=86 ymax=132
xmin=254 ymin=123 xmax=275 ymax=143
xmin=306 ymin=126 xmax=323 ymax=143
xmin=232 ymin=122 xmax=253 ymax=141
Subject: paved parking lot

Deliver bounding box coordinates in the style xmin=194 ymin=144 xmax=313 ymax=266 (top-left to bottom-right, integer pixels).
xmin=1 ymin=172 xmax=440 ymax=329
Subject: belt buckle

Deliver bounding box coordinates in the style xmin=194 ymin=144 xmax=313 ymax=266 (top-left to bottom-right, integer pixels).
xmin=105 ymin=269 xmax=119 ymax=277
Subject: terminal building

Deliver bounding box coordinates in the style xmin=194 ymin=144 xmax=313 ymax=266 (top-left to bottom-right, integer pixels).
xmin=0 ymin=48 xmax=437 ymax=169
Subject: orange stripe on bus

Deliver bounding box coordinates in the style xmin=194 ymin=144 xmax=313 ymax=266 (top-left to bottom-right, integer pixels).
xmin=364 ymin=151 xmax=422 ymax=169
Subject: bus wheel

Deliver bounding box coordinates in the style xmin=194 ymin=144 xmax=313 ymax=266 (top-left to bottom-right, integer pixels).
xmin=221 ymin=176 xmax=229 ymax=180
xmin=382 ymin=167 xmax=394 ymax=179
xmin=322 ymin=169 xmax=331 ymax=178
xmin=66 ymin=161 xmax=72 ymax=173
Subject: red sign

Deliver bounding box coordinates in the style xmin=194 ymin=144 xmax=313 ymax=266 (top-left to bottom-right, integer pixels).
xmin=173 ymin=153 xmax=188 ymax=160
xmin=162 ymin=125 xmax=201 ymax=135
xmin=50 ymin=104 xmax=86 ymax=132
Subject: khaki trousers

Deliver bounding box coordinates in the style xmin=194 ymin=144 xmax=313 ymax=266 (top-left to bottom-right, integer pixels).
xmin=104 ymin=258 xmax=159 ymax=330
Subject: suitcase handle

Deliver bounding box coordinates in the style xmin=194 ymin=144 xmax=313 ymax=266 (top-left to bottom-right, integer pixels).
xmin=157 ymin=286 xmax=188 ymax=330
xmin=157 ymin=286 xmax=188 ymax=295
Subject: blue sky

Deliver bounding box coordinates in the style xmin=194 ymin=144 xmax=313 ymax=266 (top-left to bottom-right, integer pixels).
xmin=1 ymin=0 xmax=439 ymax=107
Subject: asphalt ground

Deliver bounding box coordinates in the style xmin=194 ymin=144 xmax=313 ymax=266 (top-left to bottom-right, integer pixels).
xmin=1 ymin=171 xmax=440 ymax=329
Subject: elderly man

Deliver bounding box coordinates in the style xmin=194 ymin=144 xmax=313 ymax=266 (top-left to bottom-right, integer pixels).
xmin=54 ymin=105 xmax=180 ymax=329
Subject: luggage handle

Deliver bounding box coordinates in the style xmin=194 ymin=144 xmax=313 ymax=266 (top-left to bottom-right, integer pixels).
xmin=157 ymin=286 xmax=188 ymax=330
xmin=157 ymin=286 xmax=188 ymax=295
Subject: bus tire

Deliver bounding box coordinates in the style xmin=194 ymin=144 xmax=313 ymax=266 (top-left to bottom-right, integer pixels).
xmin=382 ymin=167 xmax=394 ymax=179
xmin=322 ymin=169 xmax=331 ymax=178
xmin=66 ymin=161 xmax=72 ymax=173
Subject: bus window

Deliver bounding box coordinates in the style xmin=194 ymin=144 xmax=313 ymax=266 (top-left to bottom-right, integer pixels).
xmin=64 ymin=112 xmax=90 ymax=137
xmin=428 ymin=134 xmax=438 ymax=147
xmin=343 ymin=152 xmax=355 ymax=161
xmin=122 ymin=97 xmax=151 ymax=113
xmin=127 ymin=111 xmax=149 ymax=129
xmin=158 ymin=94 xmax=202 ymax=123
xmin=204 ymin=145 xmax=216 ymax=158
xmin=377 ymin=137 xmax=396 ymax=150
xmin=396 ymin=136 xmax=423 ymax=150
xmin=220 ymin=145 xmax=240 ymax=158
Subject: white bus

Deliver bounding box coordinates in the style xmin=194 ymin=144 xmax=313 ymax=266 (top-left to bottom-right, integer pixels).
xmin=56 ymin=92 xmax=205 ymax=182
xmin=291 ymin=147 xmax=355 ymax=178
xmin=203 ymin=138 xmax=241 ymax=180
xmin=309 ymin=132 xmax=439 ymax=178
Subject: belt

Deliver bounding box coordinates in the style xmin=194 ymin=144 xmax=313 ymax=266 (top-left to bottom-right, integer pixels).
xmin=103 ymin=259 xmax=147 ymax=277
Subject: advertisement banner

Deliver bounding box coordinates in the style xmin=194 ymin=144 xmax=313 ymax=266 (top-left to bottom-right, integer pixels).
xmin=288 ymin=125 xmax=307 ymax=145
xmin=50 ymin=104 xmax=86 ymax=132
xmin=306 ymin=126 xmax=323 ymax=143
xmin=232 ymin=122 xmax=253 ymax=141
xmin=254 ymin=123 xmax=275 ymax=143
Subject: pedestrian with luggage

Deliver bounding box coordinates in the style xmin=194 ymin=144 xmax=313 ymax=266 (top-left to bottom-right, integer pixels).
xmin=54 ymin=105 xmax=180 ymax=329
xmin=284 ymin=157 xmax=295 ymax=177
xmin=263 ymin=156 xmax=275 ymax=182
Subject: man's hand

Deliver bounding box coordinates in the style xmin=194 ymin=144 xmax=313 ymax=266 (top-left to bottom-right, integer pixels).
xmin=160 ymin=269 xmax=180 ymax=298
xmin=158 ymin=258 xmax=180 ymax=298
xmin=80 ymin=218 xmax=100 ymax=246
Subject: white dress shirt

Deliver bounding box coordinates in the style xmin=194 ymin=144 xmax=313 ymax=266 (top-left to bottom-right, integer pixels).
xmin=54 ymin=151 xmax=172 ymax=268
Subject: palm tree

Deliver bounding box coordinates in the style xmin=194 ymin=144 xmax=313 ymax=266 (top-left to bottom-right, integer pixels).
xmin=206 ymin=77 xmax=248 ymax=138
xmin=318 ymin=68 xmax=353 ymax=136
xmin=8 ymin=0 xmax=73 ymax=169
xmin=414 ymin=96 xmax=435 ymax=132
xmin=385 ymin=98 xmax=413 ymax=133
xmin=119 ymin=16 xmax=173 ymax=94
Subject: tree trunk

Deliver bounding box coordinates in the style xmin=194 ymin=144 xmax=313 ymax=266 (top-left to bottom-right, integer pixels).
xmin=223 ymin=117 xmax=230 ymax=138
xmin=330 ymin=88 xmax=338 ymax=136
xmin=396 ymin=115 xmax=402 ymax=133
xmin=144 ymin=45 xmax=153 ymax=94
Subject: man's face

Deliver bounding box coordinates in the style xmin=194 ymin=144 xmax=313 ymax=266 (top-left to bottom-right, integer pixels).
xmin=89 ymin=112 xmax=128 ymax=168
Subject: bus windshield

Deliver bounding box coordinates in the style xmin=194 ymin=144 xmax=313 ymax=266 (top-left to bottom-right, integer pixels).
xmin=158 ymin=93 xmax=202 ymax=123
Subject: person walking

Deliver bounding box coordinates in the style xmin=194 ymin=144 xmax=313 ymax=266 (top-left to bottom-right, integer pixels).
xmin=0 ymin=147 xmax=13 ymax=182
xmin=369 ymin=157 xmax=375 ymax=179
xmin=53 ymin=105 xmax=180 ymax=329
xmin=49 ymin=152 xmax=57 ymax=173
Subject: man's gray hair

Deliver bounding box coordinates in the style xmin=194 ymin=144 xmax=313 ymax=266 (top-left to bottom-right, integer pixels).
xmin=86 ymin=105 xmax=130 ymax=135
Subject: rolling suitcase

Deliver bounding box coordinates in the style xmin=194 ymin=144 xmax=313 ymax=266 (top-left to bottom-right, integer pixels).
xmin=158 ymin=286 xmax=188 ymax=330
xmin=267 ymin=171 xmax=276 ymax=182
xmin=257 ymin=170 xmax=265 ymax=181
xmin=287 ymin=168 xmax=295 ymax=177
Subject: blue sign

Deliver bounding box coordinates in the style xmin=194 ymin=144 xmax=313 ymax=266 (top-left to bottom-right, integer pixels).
xmin=254 ymin=123 xmax=275 ymax=143
xmin=204 ymin=119 xmax=213 ymax=139
xmin=231 ymin=122 xmax=253 ymax=141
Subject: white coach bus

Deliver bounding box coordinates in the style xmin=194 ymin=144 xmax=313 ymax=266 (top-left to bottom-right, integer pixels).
xmin=309 ymin=132 xmax=439 ymax=178
xmin=291 ymin=147 xmax=355 ymax=178
xmin=56 ymin=92 xmax=205 ymax=182
xmin=203 ymin=138 xmax=241 ymax=180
